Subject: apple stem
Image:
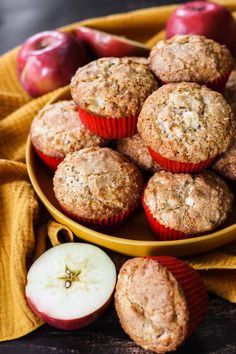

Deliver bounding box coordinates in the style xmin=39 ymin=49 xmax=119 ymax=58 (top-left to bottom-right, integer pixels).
xmin=39 ymin=40 xmax=48 ymax=49
xmin=58 ymin=265 xmax=82 ymax=289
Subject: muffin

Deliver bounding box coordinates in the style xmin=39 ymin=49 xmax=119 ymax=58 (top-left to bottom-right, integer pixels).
xmin=137 ymin=82 xmax=235 ymax=173
xmin=70 ymin=57 xmax=158 ymax=139
xmin=149 ymin=35 xmax=233 ymax=92
xmin=213 ymin=141 xmax=236 ymax=181
xmin=115 ymin=257 xmax=208 ymax=353
xmin=224 ymin=70 xmax=236 ymax=115
xmin=31 ymin=100 xmax=105 ymax=171
xmin=213 ymin=71 xmax=236 ymax=180
xmin=142 ymin=170 xmax=234 ymax=240
xmin=53 ymin=147 xmax=143 ymax=229
xmin=116 ymin=134 xmax=161 ymax=173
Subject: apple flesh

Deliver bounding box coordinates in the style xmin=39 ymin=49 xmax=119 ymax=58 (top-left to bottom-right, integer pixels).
xmin=17 ymin=31 xmax=88 ymax=97
xmin=76 ymin=26 xmax=150 ymax=58
xmin=25 ymin=243 xmax=117 ymax=330
xmin=166 ymin=1 xmax=236 ymax=54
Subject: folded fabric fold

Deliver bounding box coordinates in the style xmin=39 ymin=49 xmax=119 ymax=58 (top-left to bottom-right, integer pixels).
xmin=0 ymin=0 xmax=236 ymax=342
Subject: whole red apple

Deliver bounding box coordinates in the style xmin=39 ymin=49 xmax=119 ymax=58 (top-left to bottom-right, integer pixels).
xmin=25 ymin=243 xmax=117 ymax=330
xmin=76 ymin=26 xmax=150 ymax=58
xmin=17 ymin=31 xmax=88 ymax=97
xmin=166 ymin=1 xmax=236 ymax=54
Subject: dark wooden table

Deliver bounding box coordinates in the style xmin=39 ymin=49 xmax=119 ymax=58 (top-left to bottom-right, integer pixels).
xmin=1 ymin=0 xmax=236 ymax=353
xmin=0 ymin=295 xmax=236 ymax=354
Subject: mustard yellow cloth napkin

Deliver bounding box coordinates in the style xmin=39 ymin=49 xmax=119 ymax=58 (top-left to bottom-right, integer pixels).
xmin=1 ymin=0 xmax=236 ymax=342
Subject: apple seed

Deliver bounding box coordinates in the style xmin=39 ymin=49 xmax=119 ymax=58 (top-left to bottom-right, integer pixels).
xmin=58 ymin=265 xmax=82 ymax=289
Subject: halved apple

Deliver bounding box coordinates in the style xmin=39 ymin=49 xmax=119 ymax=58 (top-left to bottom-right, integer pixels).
xmin=25 ymin=242 xmax=116 ymax=330
xmin=76 ymin=26 xmax=150 ymax=58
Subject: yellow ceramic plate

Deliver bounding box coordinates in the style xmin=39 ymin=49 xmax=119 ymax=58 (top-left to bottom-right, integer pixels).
xmin=26 ymin=88 xmax=236 ymax=257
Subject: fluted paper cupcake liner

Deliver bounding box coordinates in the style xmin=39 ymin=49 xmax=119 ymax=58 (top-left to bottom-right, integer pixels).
xmin=205 ymin=70 xmax=232 ymax=92
xmin=77 ymin=106 xmax=138 ymax=139
xmin=161 ymin=70 xmax=231 ymax=93
xmin=33 ymin=146 xmax=63 ymax=172
xmin=148 ymin=256 xmax=208 ymax=338
xmin=59 ymin=202 xmax=140 ymax=231
xmin=148 ymin=147 xmax=214 ymax=173
xmin=142 ymin=196 xmax=190 ymax=240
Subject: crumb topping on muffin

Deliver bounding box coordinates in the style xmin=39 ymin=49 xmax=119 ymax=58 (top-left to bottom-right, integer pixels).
xmin=115 ymin=257 xmax=189 ymax=353
xmin=70 ymin=57 xmax=158 ymax=118
xmin=30 ymin=100 xmax=105 ymax=158
xmin=116 ymin=134 xmax=161 ymax=173
xmin=149 ymin=35 xmax=233 ymax=83
xmin=138 ymin=82 xmax=235 ymax=163
xmin=143 ymin=170 xmax=234 ymax=234
xmin=53 ymin=147 xmax=143 ymax=219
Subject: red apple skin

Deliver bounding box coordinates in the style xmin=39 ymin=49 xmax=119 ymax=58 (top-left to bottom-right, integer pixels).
xmin=76 ymin=26 xmax=150 ymax=59
xmin=17 ymin=31 xmax=89 ymax=97
xmin=166 ymin=1 xmax=236 ymax=54
xmin=26 ymin=294 xmax=112 ymax=330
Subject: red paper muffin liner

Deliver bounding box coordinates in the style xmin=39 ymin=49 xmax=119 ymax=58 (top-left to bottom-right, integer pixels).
xmin=148 ymin=256 xmax=208 ymax=338
xmin=59 ymin=201 xmax=140 ymax=231
xmin=142 ymin=196 xmax=190 ymax=240
xmin=205 ymin=70 xmax=231 ymax=93
xmin=33 ymin=146 xmax=63 ymax=172
xmin=161 ymin=70 xmax=231 ymax=93
xmin=148 ymin=147 xmax=214 ymax=173
xmin=77 ymin=106 xmax=138 ymax=139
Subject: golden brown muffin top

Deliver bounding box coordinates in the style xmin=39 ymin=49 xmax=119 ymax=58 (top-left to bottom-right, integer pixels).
xmin=213 ymin=139 xmax=236 ymax=181
xmin=115 ymin=257 xmax=189 ymax=353
xmin=70 ymin=57 xmax=158 ymax=118
xmin=149 ymin=35 xmax=233 ymax=83
xmin=213 ymin=72 xmax=236 ymax=180
xmin=53 ymin=147 xmax=143 ymax=219
xmin=116 ymin=134 xmax=161 ymax=173
xmin=30 ymin=100 xmax=105 ymax=158
xmin=144 ymin=170 xmax=234 ymax=235
xmin=138 ymin=83 xmax=235 ymax=163
xmin=224 ymin=70 xmax=236 ymax=117
xmin=129 ymin=56 xmax=148 ymax=65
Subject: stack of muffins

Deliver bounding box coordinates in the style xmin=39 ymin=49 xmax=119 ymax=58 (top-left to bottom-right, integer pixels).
xmin=30 ymin=34 xmax=236 ymax=353
xmin=31 ymin=34 xmax=235 ymax=237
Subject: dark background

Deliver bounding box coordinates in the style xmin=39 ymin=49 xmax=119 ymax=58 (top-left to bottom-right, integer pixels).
xmin=1 ymin=0 xmax=236 ymax=353
xmin=0 ymin=0 xmax=189 ymax=54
